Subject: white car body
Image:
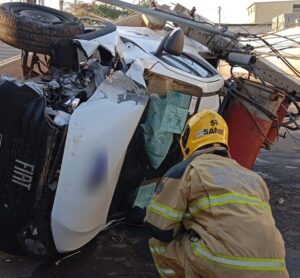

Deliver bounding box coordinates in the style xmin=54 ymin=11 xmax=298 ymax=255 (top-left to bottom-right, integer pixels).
xmin=51 ymin=26 xmax=224 ymax=252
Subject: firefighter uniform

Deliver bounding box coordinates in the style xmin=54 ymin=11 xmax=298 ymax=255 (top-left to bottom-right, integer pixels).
xmin=145 ymin=149 xmax=288 ymax=278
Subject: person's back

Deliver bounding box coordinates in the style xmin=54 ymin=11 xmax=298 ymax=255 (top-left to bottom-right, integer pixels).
xmin=182 ymin=153 xmax=287 ymax=277
xmin=145 ymin=110 xmax=288 ymax=277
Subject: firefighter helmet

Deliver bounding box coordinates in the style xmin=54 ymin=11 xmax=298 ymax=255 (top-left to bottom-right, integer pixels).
xmin=180 ymin=110 xmax=229 ymax=159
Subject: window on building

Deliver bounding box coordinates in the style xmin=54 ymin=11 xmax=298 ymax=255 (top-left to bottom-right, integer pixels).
xmin=293 ymin=4 xmax=300 ymax=13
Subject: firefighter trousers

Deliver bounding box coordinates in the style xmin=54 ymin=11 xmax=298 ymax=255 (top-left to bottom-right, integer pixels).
xmin=149 ymin=234 xmax=289 ymax=278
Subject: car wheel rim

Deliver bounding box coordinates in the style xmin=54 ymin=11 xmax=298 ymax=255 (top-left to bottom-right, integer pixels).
xmin=18 ymin=9 xmax=63 ymax=24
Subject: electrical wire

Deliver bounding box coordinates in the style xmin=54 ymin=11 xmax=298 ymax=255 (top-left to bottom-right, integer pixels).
xmin=254 ymin=36 xmax=300 ymax=77
xmin=240 ymin=31 xmax=300 ymax=44
xmin=260 ymin=32 xmax=300 ymax=44
xmin=228 ymin=24 xmax=300 ymax=78
xmin=280 ymin=104 xmax=300 ymax=130
xmin=286 ymin=129 xmax=300 ymax=148
xmin=246 ymin=60 xmax=300 ymax=78
xmin=258 ymin=43 xmax=298 ymax=76
xmin=248 ymin=42 xmax=300 ymax=51
xmin=286 ymin=129 xmax=300 ymax=142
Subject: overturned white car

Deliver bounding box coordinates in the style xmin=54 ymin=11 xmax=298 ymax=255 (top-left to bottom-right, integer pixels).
xmin=0 ymin=3 xmax=224 ymax=256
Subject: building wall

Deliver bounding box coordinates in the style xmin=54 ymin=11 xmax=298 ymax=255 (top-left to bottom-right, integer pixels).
xmin=272 ymin=12 xmax=300 ymax=30
xmin=248 ymin=1 xmax=300 ymax=24
xmin=221 ymin=23 xmax=272 ymax=34
xmin=248 ymin=4 xmax=257 ymax=24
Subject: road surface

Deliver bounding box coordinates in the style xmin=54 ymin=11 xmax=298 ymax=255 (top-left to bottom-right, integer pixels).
xmin=0 ymin=42 xmax=20 ymax=63
xmin=0 ymin=132 xmax=299 ymax=278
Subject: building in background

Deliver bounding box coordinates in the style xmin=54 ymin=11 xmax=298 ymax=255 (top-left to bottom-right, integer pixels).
xmin=248 ymin=0 xmax=300 ymax=24
xmin=220 ymin=23 xmax=272 ymax=34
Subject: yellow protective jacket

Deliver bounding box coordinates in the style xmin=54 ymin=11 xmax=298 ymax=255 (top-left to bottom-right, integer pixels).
xmin=145 ymin=151 xmax=288 ymax=277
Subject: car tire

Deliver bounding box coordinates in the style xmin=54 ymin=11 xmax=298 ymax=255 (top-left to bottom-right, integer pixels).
xmin=0 ymin=2 xmax=84 ymax=54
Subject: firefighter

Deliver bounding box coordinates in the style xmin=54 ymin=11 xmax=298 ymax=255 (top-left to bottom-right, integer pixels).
xmin=145 ymin=110 xmax=288 ymax=278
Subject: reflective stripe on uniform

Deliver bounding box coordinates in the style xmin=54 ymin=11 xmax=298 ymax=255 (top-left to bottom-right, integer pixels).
xmin=150 ymin=245 xmax=167 ymax=255
xmin=151 ymin=246 xmax=177 ymax=276
xmin=184 ymin=212 xmax=192 ymax=219
xmin=192 ymin=242 xmax=286 ymax=271
xmin=189 ymin=192 xmax=271 ymax=215
xmin=148 ymin=200 xmax=185 ymax=222
xmin=155 ymin=263 xmax=177 ymax=277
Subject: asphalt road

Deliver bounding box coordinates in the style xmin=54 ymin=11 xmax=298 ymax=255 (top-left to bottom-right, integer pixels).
xmin=0 ymin=132 xmax=299 ymax=278
xmin=0 ymin=42 xmax=20 ymax=63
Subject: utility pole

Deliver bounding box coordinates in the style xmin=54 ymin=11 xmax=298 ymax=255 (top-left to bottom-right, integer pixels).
xmin=59 ymin=0 xmax=64 ymax=11
xmin=218 ymin=6 xmax=221 ymax=24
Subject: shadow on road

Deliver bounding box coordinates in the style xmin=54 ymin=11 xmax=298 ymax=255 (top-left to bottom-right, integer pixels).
xmin=0 ymin=226 xmax=24 ymax=256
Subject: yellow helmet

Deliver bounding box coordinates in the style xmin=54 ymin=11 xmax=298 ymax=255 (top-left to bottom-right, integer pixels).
xmin=180 ymin=110 xmax=229 ymax=159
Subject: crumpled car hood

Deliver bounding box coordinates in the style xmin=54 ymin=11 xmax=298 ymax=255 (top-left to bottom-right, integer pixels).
xmin=74 ymin=26 xmax=224 ymax=96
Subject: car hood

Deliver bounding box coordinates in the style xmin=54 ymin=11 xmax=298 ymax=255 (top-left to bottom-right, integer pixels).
xmin=74 ymin=26 xmax=223 ymax=95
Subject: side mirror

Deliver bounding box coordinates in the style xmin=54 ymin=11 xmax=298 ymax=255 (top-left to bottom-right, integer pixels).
xmin=155 ymin=27 xmax=184 ymax=57
xmin=163 ymin=28 xmax=184 ymax=56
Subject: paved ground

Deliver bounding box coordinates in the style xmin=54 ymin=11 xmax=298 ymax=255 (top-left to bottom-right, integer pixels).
xmin=0 ymin=42 xmax=20 ymax=63
xmin=253 ymin=132 xmax=300 ymax=277
xmin=0 ymin=132 xmax=299 ymax=278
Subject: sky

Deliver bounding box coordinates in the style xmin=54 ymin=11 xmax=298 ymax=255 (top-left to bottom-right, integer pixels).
xmin=0 ymin=0 xmax=292 ymax=24
xmin=98 ymin=0 xmax=297 ymax=24
xmin=143 ymin=0 xmax=286 ymax=23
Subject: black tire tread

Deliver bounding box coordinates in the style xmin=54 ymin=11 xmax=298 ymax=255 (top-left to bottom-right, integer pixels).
xmin=0 ymin=3 xmax=84 ymax=54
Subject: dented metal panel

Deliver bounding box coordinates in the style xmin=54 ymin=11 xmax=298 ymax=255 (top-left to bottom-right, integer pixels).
xmin=75 ymin=26 xmax=224 ymax=96
xmin=51 ymin=72 xmax=148 ymax=252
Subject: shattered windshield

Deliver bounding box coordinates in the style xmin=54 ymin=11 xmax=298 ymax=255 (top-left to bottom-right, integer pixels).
xmin=161 ymin=54 xmax=214 ymax=78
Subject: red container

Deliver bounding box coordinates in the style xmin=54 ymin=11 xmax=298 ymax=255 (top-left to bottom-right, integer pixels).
xmin=222 ymin=79 xmax=286 ymax=169
xmin=266 ymin=99 xmax=289 ymax=145
xmin=224 ymin=99 xmax=274 ymax=169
